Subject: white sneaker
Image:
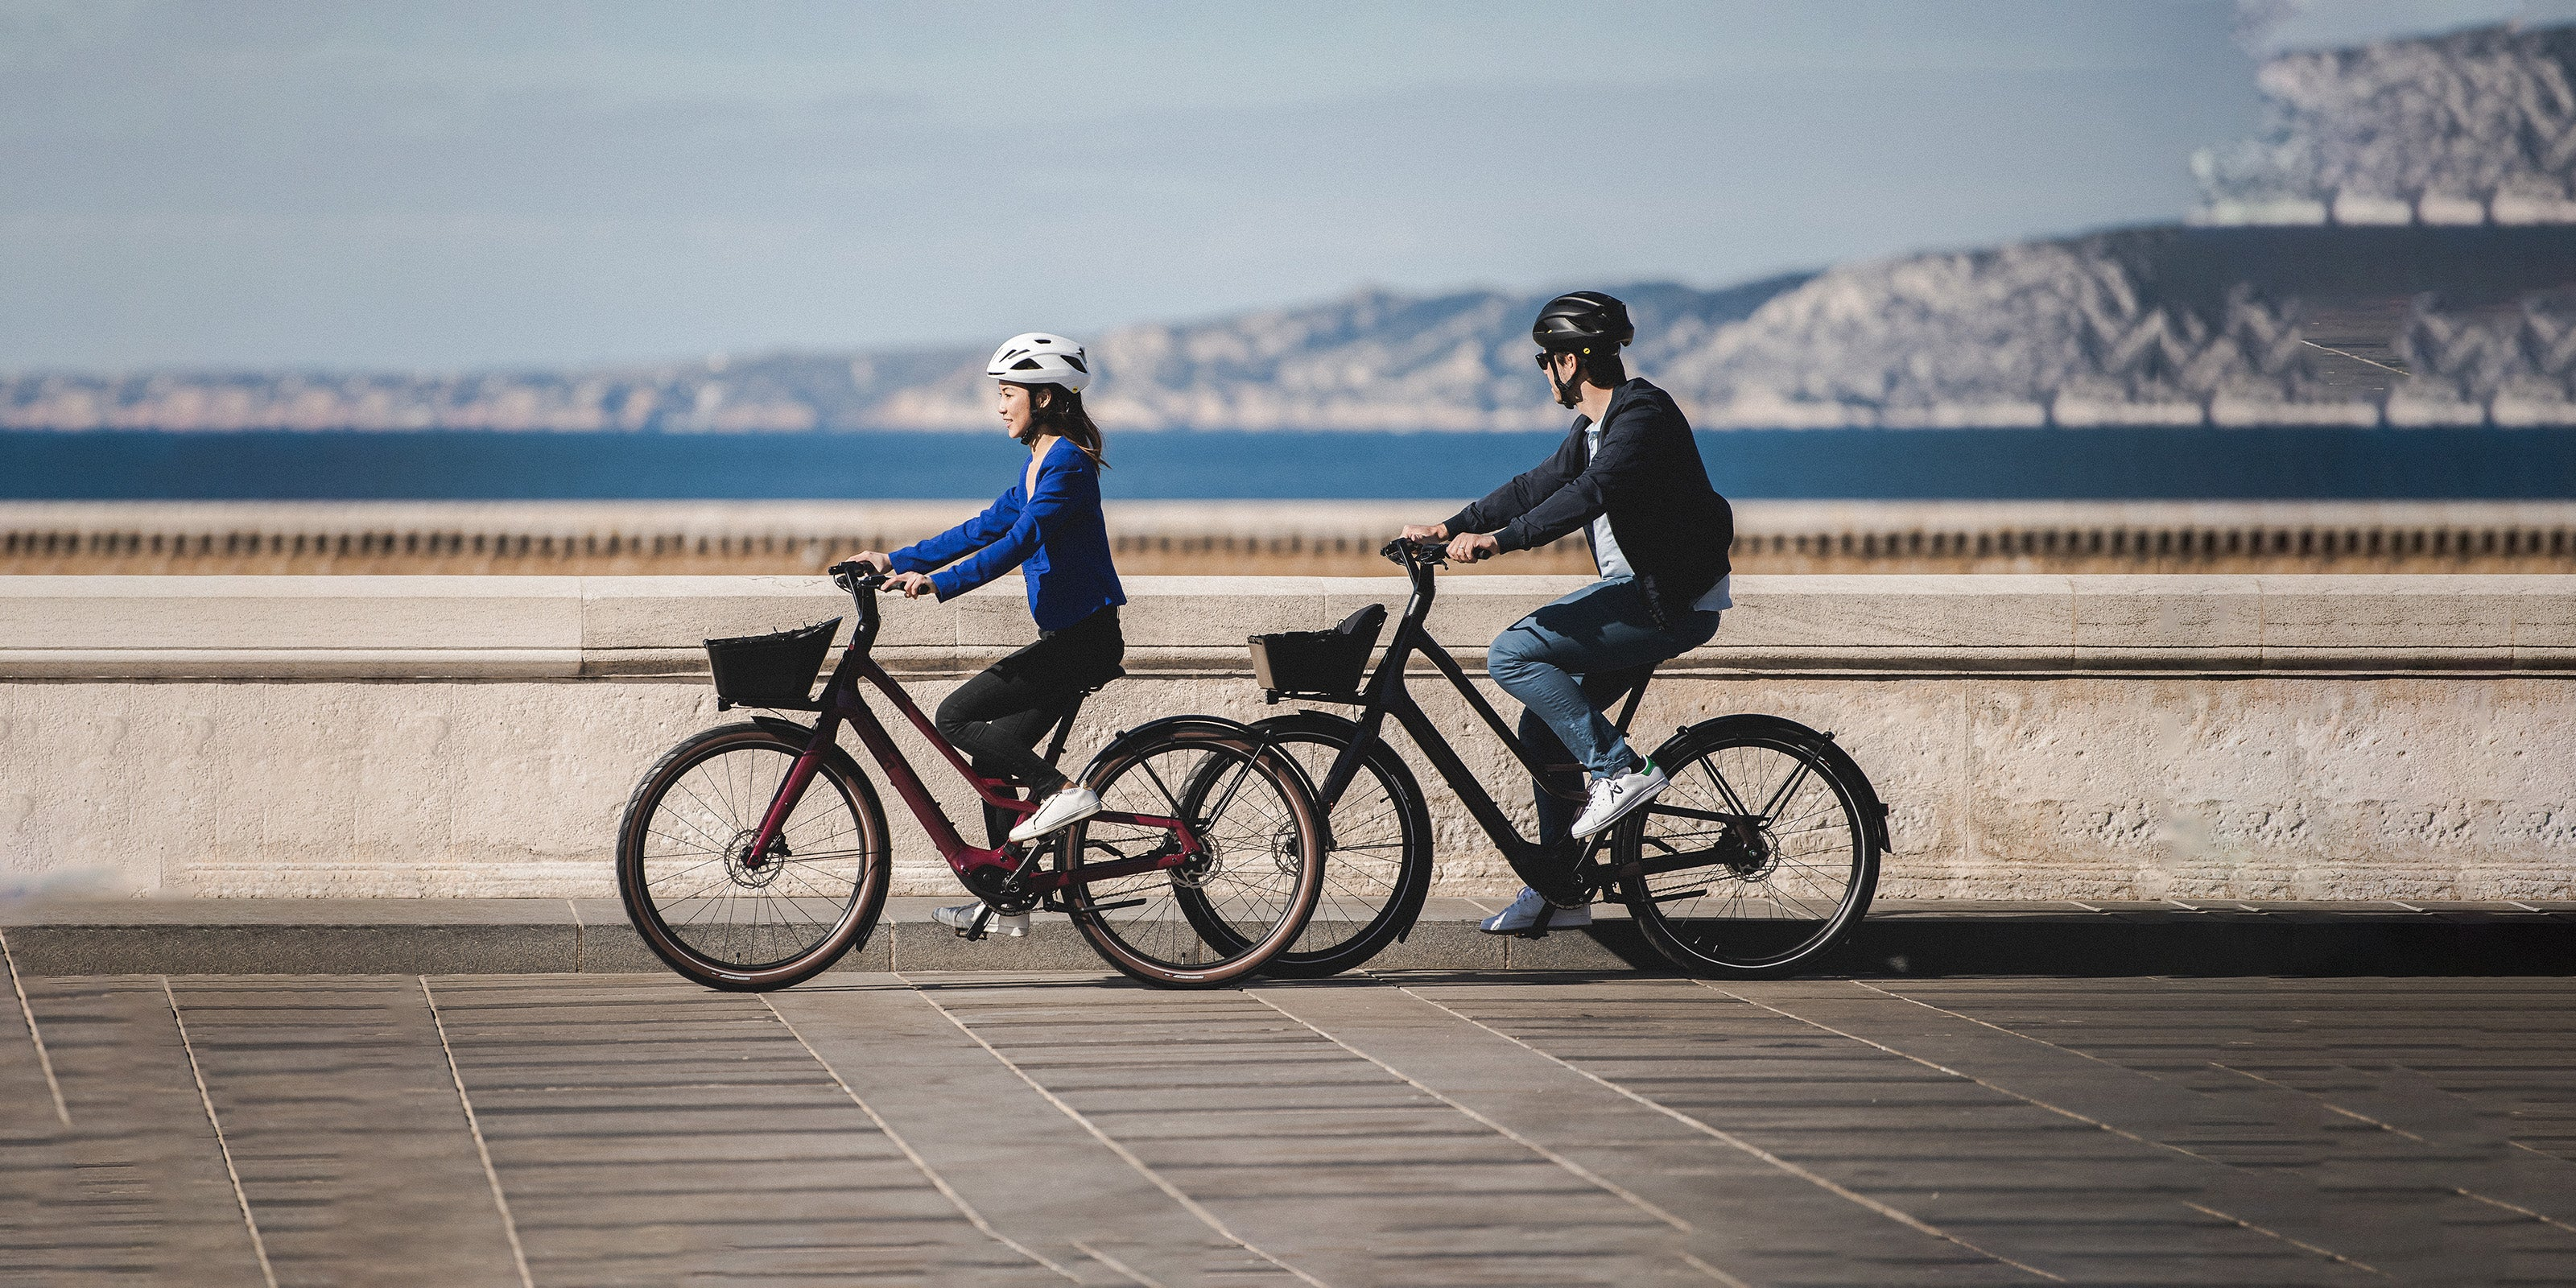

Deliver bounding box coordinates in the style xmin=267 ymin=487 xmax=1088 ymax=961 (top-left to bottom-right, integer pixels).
xmin=932 ymin=902 xmax=1030 ymax=937
xmin=1571 ymin=759 xmax=1669 ymax=839
xmin=1007 ymin=786 xmax=1101 ymax=843
xmin=1478 ymin=886 xmax=1592 ymax=934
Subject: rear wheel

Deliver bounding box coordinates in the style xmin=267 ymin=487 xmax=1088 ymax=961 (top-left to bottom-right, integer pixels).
xmin=1612 ymin=718 xmax=1880 ymax=978
xmin=1185 ymin=714 xmax=1430 ymax=977
xmin=1059 ymin=723 xmax=1323 ymax=988
xmin=615 ymin=723 xmax=890 ymax=992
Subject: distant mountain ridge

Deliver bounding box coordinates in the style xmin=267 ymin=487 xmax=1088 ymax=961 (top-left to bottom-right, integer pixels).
xmin=0 ymin=278 xmax=1813 ymax=434
xmin=8 ymin=21 xmax=2576 ymax=431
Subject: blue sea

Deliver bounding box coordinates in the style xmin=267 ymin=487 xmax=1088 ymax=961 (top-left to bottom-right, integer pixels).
xmin=2 ymin=427 xmax=2572 ymax=500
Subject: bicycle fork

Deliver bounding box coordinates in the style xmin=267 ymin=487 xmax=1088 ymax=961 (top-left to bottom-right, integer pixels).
xmin=742 ymin=713 xmax=842 ymax=872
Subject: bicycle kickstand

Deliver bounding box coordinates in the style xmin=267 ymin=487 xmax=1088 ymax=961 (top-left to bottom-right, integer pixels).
xmin=960 ymin=905 xmax=994 ymax=941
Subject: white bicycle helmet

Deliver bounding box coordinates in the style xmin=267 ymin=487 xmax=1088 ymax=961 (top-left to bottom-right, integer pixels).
xmin=985 ymin=332 xmax=1092 ymax=391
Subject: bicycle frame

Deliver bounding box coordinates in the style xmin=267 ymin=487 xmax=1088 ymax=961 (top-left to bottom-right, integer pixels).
xmin=1314 ymin=543 xmax=1649 ymax=891
xmin=741 ymin=576 xmax=1207 ymax=895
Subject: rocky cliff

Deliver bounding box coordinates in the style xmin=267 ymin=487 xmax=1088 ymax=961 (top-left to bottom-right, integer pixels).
xmin=2196 ymin=22 xmax=2576 ymax=225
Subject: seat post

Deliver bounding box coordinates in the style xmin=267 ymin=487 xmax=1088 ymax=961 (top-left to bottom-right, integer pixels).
xmin=1040 ymin=692 xmax=1087 ymax=767
xmin=1611 ymin=665 xmax=1655 ymax=735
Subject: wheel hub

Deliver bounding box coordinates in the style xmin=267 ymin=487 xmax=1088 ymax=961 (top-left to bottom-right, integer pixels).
xmin=1720 ymin=818 xmax=1780 ymax=882
xmin=1270 ymin=823 xmax=1302 ymax=876
xmin=1173 ymin=840 xmax=1219 ymax=890
xmin=723 ymin=828 xmax=789 ymax=889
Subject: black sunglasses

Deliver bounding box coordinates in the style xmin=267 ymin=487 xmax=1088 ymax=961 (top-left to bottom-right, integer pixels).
xmin=1533 ymin=351 xmax=1562 ymax=369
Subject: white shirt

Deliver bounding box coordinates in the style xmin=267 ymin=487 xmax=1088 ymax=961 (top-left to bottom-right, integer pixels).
xmin=1584 ymin=420 xmax=1731 ymax=613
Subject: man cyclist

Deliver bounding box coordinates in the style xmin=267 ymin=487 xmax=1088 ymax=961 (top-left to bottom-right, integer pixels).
xmin=1402 ymin=291 xmax=1735 ymax=934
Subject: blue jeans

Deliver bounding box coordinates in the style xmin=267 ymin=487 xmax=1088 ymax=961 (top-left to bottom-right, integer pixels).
xmin=1487 ymin=578 xmax=1722 ymax=844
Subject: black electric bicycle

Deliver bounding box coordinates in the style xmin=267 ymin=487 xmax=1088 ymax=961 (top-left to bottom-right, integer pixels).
xmin=1225 ymin=537 xmax=1889 ymax=979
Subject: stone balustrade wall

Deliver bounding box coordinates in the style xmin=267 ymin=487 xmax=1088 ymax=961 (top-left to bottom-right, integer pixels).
xmin=2 ymin=574 xmax=2570 ymax=902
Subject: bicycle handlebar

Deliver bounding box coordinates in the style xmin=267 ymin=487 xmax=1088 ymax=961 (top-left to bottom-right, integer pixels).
xmin=829 ymin=560 xmax=888 ymax=597
xmin=1379 ymin=537 xmax=1450 ymax=568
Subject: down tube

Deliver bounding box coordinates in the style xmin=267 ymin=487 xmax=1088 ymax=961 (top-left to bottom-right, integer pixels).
xmin=1385 ymin=693 xmax=1529 ymax=852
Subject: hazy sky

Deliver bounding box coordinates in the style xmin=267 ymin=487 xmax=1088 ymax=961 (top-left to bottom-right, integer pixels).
xmin=2 ymin=0 xmax=2568 ymax=371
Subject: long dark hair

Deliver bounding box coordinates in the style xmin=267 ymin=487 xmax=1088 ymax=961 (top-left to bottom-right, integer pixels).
xmin=1015 ymin=382 xmax=1108 ymax=467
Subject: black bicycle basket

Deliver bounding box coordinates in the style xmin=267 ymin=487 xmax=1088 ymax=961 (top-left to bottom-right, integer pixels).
xmin=705 ymin=617 xmax=842 ymax=710
xmin=1248 ymin=603 xmax=1385 ymax=703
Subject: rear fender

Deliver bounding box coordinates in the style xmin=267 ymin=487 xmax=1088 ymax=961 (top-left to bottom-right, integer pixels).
xmin=1668 ymin=714 xmax=1892 ymax=855
xmin=1075 ymin=713 xmax=1324 ymax=846
xmin=1075 ymin=713 xmax=1268 ymax=789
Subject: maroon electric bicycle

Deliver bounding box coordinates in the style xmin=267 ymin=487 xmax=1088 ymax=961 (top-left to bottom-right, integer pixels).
xmin=615 ymin=564 xmax=1324 ymax=991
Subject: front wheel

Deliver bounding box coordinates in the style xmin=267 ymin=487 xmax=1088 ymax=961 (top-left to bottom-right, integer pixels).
xmin=1058 ymin=722 xmax=1324 ymax=988
xmin=1191 ymin=713 xmax=1431 ymax=978
xmin=615 ymin=723 xmax=891 ymax=991
xmin=1612 ymin=716 xmax=1881 ymax=978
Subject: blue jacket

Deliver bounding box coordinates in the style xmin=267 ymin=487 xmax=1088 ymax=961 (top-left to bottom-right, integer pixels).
xmin=890 ymin=437 xmax=1126 ymax=632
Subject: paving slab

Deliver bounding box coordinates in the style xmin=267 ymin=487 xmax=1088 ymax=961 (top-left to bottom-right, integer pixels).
xmin=1394 ymin=976 xmax=2386 ymax=1286
xmin=1 ymin=976 xmax=274 ymax=1286
xmin=420 ymin=974 xmax=1062 ymax=1284
xmin=1719 ymin=977 xmax=2576 ymax=1282
xmin=160 ymin=976 xmax=525 ymax=1286
xmin=1250 ymin=976 xmax=2028 ymax=1285
xmin=897 ymin=973 xmax=1710 ymax=1286
xmin=772 ymin=975 xmax=1299 ymax=1286
xmin=7 ymin=971 xmax=2576 ymax=1284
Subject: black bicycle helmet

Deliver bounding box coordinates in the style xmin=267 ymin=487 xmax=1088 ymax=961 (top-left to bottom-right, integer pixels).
xmin=1531 ymin=291 xmax=1635 ymax=353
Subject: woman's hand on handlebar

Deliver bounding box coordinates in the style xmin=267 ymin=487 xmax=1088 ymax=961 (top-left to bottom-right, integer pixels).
xmin=1447 ymin=531 xmax=1499 ymax=564
xmin=851 ymin=551 xmax=894 ymax=574
xmin=886 ymin=571 xmax=936 ymax=599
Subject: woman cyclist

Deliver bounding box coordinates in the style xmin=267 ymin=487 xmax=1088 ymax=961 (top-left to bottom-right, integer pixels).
xmin=852 ymin=332 xmax=1126 ymax=936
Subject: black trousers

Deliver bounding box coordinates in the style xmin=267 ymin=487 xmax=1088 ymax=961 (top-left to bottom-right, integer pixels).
xmin=935 ymin=606 xmax=1125 ymax=844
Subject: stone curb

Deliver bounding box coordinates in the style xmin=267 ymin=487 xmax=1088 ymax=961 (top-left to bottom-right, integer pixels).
xmin=6 ymin=898 xmax=2571 ymax=978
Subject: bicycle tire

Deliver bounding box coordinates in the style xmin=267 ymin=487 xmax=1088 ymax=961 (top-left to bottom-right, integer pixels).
xmin=616 ymin=721 xmax=891 ymax=992
xmin=1612 ymin=716 xmax=1881 ymax=978
xmin=1056 ymin=721 xmax=1324 ymax=988
xmin=1179 ymin=712 xmax=1432 ymax=977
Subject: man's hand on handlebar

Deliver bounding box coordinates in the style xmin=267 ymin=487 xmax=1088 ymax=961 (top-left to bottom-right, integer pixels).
xmin=1398 ymin=522 xmax=1447 ymax=543
xmin=1447 ymin=531 xmax=1499 ymax=564
xmin=851 ymin=551 xmax=894 ymax=574
xmin=886 ymin=571 xmax=935 ymax=599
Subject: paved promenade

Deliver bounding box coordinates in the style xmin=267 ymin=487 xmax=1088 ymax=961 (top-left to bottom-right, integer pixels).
xmin=6 ymin=968 xmax=2574 ymax=1285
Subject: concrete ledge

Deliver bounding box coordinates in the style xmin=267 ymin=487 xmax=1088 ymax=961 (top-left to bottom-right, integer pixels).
xmin=7 ymin=898 xmax=2571 ymax=977
xmin=7 ymin=573 xmax=2576 ymax=679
